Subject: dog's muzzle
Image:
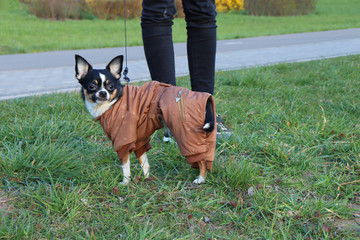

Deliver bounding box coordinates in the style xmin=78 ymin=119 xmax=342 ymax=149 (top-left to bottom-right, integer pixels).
xmin=96 ymin=90 xmax=109 ymax=102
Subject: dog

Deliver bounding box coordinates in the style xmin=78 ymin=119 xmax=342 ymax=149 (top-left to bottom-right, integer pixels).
xmin=75 ymin=55 xmax=216 ymax=185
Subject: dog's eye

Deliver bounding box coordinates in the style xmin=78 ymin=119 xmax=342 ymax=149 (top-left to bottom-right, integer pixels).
xmin=89 ymin=84 xmax=97 ymax=91
xmin=107 ymin=84 xmax=114 ymax=91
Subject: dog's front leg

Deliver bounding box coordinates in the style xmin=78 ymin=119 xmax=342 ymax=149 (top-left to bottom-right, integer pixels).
xmin=138 ymin=153 xmax=150 ymax=179
xmin=120 ymin=152 xmax=131 ymax=185
xmin=193 ymin=160 xmax=207 ymax=184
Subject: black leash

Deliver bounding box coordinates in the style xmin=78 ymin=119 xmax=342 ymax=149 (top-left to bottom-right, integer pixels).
xmin=122 ymin=0 xmax=130 ymax=84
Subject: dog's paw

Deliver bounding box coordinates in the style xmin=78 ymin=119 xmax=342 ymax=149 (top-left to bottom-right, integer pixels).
xmin=193 ymin=175 xmax=206 ymax=184
xmin=120 ymin=177 xmax=130 ymax=185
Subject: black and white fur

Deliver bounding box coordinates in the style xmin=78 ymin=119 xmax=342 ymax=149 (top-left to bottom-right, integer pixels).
xmin=75 ymin=55 xmax=214 ymax=185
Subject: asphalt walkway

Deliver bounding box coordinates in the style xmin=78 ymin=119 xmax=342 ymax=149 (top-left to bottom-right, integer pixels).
xmin=0 ymin=28 xmax=359 ymax=100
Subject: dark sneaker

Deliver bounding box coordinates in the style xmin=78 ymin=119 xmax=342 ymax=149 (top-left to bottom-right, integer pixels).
xmin=216 ymin=115 xmax=232 ymax=140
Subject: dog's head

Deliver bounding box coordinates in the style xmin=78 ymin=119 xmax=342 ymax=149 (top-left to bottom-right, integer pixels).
xmin=75 ymin=55 xmax=124 ymax=117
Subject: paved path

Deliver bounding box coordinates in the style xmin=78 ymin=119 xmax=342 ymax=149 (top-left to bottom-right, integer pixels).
xmin=0 ymin=28 xmax=359 ymax=100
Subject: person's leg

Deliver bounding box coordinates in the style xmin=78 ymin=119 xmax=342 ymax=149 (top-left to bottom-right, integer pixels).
xmin=182 ymin=1 xmax=231 ymax=139
xmin=182 ymin=0 xmax=217 ymax=94
xmin=141 ymin=0 xmax=177 ymax=85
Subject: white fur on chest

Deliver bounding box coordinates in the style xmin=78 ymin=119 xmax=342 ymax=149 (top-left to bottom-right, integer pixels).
xmin=85 ymin=98 xmax=116 ymax=118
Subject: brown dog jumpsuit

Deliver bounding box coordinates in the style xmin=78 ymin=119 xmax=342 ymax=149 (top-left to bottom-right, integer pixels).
xmin=96 ymin=81 xmax=216 ymax=170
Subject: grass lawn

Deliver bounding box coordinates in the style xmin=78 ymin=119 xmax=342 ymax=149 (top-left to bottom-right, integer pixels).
xmin=1 ymin=55 xmax=360 ymax=238
xmin=1 ymin=0 xmax=360 ymax=54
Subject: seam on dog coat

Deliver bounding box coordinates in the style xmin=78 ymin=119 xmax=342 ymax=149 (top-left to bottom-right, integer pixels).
xmin=96 ymin=81 xmax=216 ymax=170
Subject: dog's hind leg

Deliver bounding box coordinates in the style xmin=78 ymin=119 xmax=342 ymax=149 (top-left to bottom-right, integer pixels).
xmin=138 ymin=153 xmax=150 ymax=179
xmin=193 ymin=160 xmax=207 ymax=184
xmin=120 ymin=152 xmax=131 ymax=185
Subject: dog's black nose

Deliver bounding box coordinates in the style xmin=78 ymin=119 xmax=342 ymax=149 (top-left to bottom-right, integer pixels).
xmin=99 ymin=91 xmax=107 ymax=97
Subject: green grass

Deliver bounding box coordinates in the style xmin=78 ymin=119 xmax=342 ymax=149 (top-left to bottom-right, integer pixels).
xmin=1 ymin=0 xmax=360 ymax=54
xmin=1 ymin=55 xmax=360 ymax=239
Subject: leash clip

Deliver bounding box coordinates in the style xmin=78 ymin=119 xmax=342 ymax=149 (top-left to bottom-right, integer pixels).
xmin=123 ymin=67 xmax=130 ymax=83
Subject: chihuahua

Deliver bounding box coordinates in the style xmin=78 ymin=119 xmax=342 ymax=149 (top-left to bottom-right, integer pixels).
xmin=75 ymin=55 xmax=216 ymax=185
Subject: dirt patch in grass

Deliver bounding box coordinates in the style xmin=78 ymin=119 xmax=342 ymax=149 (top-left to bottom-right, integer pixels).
xmin=335 ymin=204 xmax=360 ymax=231
xmin=0 ymin=189 xmax=13 ymax=212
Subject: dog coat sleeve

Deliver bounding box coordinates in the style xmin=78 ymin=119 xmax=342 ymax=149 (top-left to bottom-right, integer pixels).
xmin=97 ymin=82 xmax=165 ymax=160
xmin=96 ymin=86 xmax=138 ymax=159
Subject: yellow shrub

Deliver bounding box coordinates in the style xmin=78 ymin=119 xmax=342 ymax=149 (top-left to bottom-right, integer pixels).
xmin=216 ymin=0 xmax=244 ymax=13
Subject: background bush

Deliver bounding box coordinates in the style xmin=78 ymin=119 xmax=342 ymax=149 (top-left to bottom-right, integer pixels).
xmin=20 ymin=0 xmax=86 ymax=20
xmin=245 ymin=0 xmax=316 ymax=16
xmin=84 ymin=0 xmax=141 ymax=20
xmin=20 ymin=0 xmax=247 ymax=20
xmin=216 ymin=0 xmax=244 ymax=13
xmin=20 ymin=0 xmax=185 ymax=20
xmin=20 ymin=0 xmax=316 ymax=19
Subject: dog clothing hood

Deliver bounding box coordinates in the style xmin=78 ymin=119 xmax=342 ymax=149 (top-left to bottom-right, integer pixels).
xmin=96 ymin=81 xmax=216 ymax=170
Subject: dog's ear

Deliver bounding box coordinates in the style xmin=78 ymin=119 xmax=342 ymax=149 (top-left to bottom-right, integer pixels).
xmin=106 ymin=55 xmax=123 ymax=80
xmin=75 ymin=55 xmax=92 ymax=81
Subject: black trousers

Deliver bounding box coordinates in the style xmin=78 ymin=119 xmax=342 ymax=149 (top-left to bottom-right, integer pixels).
xmin=141 ymin=0 xmax=217 ymax=94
